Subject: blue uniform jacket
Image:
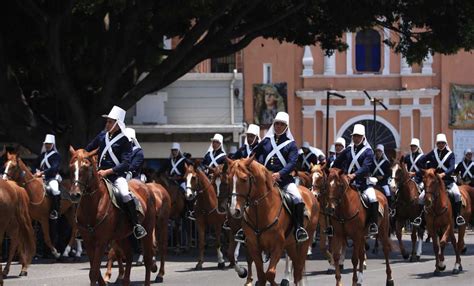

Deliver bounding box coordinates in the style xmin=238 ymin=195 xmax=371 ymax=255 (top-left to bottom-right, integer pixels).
xmin=166 ymin=154 xmax=188 ymax=183
xmin=202 ymin=149 xmax=226 ymax=167
xmin=455 ymin=159 xmax=474 ymax=184
xmin=37 ymin=150 xmax=61 ymax=181
xmin=130 ymin=146 xmax=144 ymax=179
xmin=332 ymin=142 xmax=374 ymax=190
xmin=371 ymin=157 xmax=391 ymax=186
xmin=231 ymin=142 xmax=259 ymax=160
xmin=252 ymin=133 xmax=298 ymax=187
xmin=298 ymin=152 xmax=319 ymax=172
xmin=419 ymin=148 xmax=455 ymax=186
xmin=404 ymin=152 xmax=424 ymax=184
xmin=86 ymin=130 xmax=132 ymax=180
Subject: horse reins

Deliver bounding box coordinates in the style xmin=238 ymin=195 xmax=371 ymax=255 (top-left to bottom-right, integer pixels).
xmin=188 ymin=172 xmax=217 ymax=215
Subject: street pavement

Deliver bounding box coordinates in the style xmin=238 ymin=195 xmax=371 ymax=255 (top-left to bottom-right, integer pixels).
xmin=3 ymin=231 xmax=474 ymax=285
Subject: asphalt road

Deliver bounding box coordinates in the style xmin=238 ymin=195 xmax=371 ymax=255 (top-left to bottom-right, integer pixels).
xmin=3 ymin=232 xmax=474 ymax=285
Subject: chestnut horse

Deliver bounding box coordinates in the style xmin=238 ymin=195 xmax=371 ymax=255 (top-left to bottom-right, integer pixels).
xmin=389 ymin=157 xmax=425 ymax=261
xmin=3 ymin=152 xmax=80 ymax=262
xmin=211 ymin=164 xmax=254 ymax=286
xmin=325 ymin=168 xmax=393 ymax=286
xmin=422 ymin=169 xmax=471 ymax=275
xmin=69 ymin=147 xmax=157 ymax=286
xmin=0 ymin=179 xmax=35 ymax=284
xmin=184 ymin=163 xmax=229 ymax=270
xmin=294 ymin=171 xmax=312 ymax=189
xmin=228 ymin=157 xmax=319 ymax=286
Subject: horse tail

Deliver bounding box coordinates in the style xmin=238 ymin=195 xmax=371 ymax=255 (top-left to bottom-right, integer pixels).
xmin=15 ymin=188 xmax=36 ymax=265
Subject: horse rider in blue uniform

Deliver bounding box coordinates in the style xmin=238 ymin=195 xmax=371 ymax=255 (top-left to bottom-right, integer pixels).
xmin=454 ymin=149 xmax=473 ymax=187
xmin=298 ymin=141 xmax=322 ymax=172
xmin=86 ymin=105 xmax=147 ymax=239
xmin=235 ymin=112 xmax=309 ymax=243
xmin=328 ymin=137 xmax=346 ymax=168
xmin=332 ymin=124 xmax=379 ymax=236
xmin=202 ymin=133 xmax=227 ymax=169
xmin=405 ymin=138 xmax=425 ymax=187
xmin=413 ymin=133 xmax=465 ymax=227
xmin=125 ymin=128 xmax=146 ymax=183
xmin=36 ymin=134 xmax=62 ymax=220
xmin=231 ymin=124 xmax=260 ymax=159
xmin=165 ymin=142 xmax=195 ymax=220
xmin=371 ymin=144 xmax=394 ymax=215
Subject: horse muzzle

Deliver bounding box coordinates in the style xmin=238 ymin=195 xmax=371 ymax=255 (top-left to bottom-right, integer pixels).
xmin=326 ymin=206 xmax=335 ymax=216
xmin=230 ymin=206 xmax=242 ymax=219
xmin=70 ymin=192 xmax=81 ymax=202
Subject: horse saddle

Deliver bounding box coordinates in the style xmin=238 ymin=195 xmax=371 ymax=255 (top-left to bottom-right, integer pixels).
xmin=277 ymin=187 xmax=310 ymax=219
xmin=359 ymin=192 xmax=384 ymax=217
xmin=103 ymin=178 xmax=145 ymax=216
xmin=447 ymin=193 xmax=467 ymax=208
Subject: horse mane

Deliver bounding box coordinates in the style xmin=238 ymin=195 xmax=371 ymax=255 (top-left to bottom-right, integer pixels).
xmin=424 ymin=168 xmax=446 ymax=193
xmin=17 ymin=157 xmax=34 ymax=177
xmin=247 ymin=160 xmax=275 ymax=191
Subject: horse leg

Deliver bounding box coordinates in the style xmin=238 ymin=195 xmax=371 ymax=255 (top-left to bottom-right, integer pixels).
xmin=3 ymin=228 xmax=19 ymax=278
xmin=227 ymin=231 xmax=236 ymax=268
xmin=264 ymin=246 xmax=283 ymax=286
xmin=450 ymin=226 xmax=462 ymax=274
xmin=39 ymin=218 xmax=60 ymax=259
xmin=331 ymin=237 xmax=343 ymax=286
xmin=357 ymin=237 xmax=366 ymax=286
xmin=195 ymin=219 xmax=205 ymax=270
xmin=0 ymin=232 xmax=4 ymax=286
xmin=351 ymin=240 xmax=360 ymax=286
xmin=394 ymin=221 xmax=407 ymax=260
xmin=141 ymin=229 xmax=156 ymax=286
xmin=247 ymin=242 xmax=266 ymax=286
xmin=156 ymin=217 xmax=168 ymax=282
xmin=457 ymin=224 xmax=466 ymax=256
xmin=215 ymin=224 xmax=225 ymax=269
xmin=380 ymin=218 xmax=393 ymax=285
xmin=104 ymin=247 xmax=116 ymax=283
xmin=432 ymin=233 xmax=441 ymax=275
xmin=119 ymin=240 xmax=133 ymax=286
xmin=62 ymin=208 xmax=77 ymax=259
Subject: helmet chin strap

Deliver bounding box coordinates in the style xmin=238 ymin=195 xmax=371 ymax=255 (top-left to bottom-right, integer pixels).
xmin=354 ymin=136 xmax=364 ymax=146
xmin=275 ymin=125 xmax=288 ymax=136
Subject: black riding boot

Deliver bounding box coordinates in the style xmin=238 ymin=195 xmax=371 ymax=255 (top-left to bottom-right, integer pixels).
xmin=454 ymin=201 xmax=466 ymax=226
xmin=186 ymin=200 xmax=196 ymax=221
xmin=49 ymin=194 xmax=61 ymax=220
xmin=295 ymin=203 xmax=309 ymax=243
xmin=368 ymin=202 xmax=379 ymax=236
xmin=125 ymin=200 xmax=147 ymax=239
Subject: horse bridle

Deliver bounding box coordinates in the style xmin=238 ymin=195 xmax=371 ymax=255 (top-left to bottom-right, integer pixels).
xmin=4 ymin=159 xmax=36 ymax=187
xmin=326 ymin=176 xmax=360 ymax=223
xmin=72 ymin=157 xmax=96 ymax=196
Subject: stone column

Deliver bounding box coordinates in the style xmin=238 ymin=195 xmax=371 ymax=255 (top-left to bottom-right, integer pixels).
xmin=400 ymin=56 xmax=412 ymax=75
xmin=302 ymin=46 xmax=314 ymax=76
xmin=382 ymin=28 xmax=390 ymax=75
xmin=324 ymin=51 xmax=336 ymax=75
xmin=346 ymin=32 xmax=353 ymax=75
xmin=422 ymin=53 xmax=433 ymax=75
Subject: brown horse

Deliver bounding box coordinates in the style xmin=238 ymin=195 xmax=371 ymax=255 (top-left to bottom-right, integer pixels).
xmin=294 ymin=171 xmax=312 ymax=189
xmin=104 ymin=181 xmax=171 ymax=284
xmin=69 ymin=147 xmax=157 ymax=286
xmin=228 ymin=157 xmax=319 ymax=286
xmin=3 ymin=152 xmax=80 ymax=263
xmin=422 ymin=169 xmax=471 ymax=275
xmin=0 ymin=179 xmax=36 ymax=284
xmin=325 ymin=168 xmax=393 ymax=286
xmin=184 ymin=163 xmax=229 ymax=270
xmin=211 ymin=164 xmax=254 ymax=286
xmin=390 ymin=157 xmax=425 ymax=261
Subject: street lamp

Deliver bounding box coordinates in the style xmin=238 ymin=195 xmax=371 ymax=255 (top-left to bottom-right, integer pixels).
xmin=326 ymin=91 xmax=345 ymax=156
xmin=363 ymin=90 xmax=388 ymax=147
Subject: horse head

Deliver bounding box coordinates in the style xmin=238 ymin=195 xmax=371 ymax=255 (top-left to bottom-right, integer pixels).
xmin=211 ymin=163 xmax=230 ymax=214
xmin=184 ymin=163 xmax=198 ymax=201
xmin=325 ymin=168 xmax=350 ymax=216
xmin=3 ymin=151 xmax=23 ymax=181
xmin=310 ymin=163 xmax=326 ymax=196
xmin=422 ymin=168 xmax=444 ymax=209
xmin=69 ymin=146 xmax=98 ymax=203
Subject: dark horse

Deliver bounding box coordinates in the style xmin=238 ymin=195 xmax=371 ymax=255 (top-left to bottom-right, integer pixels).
xmin=422 ymin=169 xmax=471 ymax=275
xmin=390 ymin=156 xmax=425 ymax=261
xmin=228 ymin=157 xmax=319 ymax=286
xmin=69 ymin=147 xmax=157 ymax=286
xmin=325 ymin=168 xmax=393 ymax=286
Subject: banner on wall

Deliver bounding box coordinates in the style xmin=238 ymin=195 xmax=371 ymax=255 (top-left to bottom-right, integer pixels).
xmin=453 ymin=130 xmax=474 ymax=163
xmin=449 ymin=84 xmax=474 ymax=129
xmin=253 ymin=83 xmax=288 ymax=130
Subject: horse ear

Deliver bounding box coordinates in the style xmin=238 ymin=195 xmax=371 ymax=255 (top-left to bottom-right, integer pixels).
xmin=225 ymin=157 xmax=234 ymax=166
xmin=69 ymin=145 xmax=76 ymax=156
xmin=399 ymin=155 xmax=405 ymax=164
xmin=88 ymin=148 xmax=99 ymax=157
xmin=245 ymin=153 xmax=255 ymax=167
xmin=194 ymin=159 xmax=202 ymax=168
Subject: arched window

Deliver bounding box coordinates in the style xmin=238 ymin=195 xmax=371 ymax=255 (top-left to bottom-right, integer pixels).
xmin=355 ymin=29 xmax=381 ymax=73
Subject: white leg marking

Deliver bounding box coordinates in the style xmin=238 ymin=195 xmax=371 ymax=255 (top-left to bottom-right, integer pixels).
xmin=217 ymin=247 xmax=224 ymax=264
xmin=230 ymin=175 xmax=238 ymax=215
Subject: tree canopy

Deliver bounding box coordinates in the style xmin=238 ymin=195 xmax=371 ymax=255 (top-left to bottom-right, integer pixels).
xmin=0 ymin=0 xmax=473 ymax=154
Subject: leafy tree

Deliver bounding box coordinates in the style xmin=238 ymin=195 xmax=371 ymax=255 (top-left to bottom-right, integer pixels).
xmin=0 ymin=0 xmax=473 ymax=155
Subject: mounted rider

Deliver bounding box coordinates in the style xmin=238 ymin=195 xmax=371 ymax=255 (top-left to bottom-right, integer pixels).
xmin=231 ymin=124 xmax=260 ymax=159
xmin=371 ymin=144 xmax=394 ymax=214
xmin=85 ymin=105 xmax=147 ymax=239
xmin=328 ymin=137 xmax=346 ymax=168
xmin=202 ymin=133 xmax=226 ymax=169
xmin=235 ymin=112 xmax=309 ymax=243
xmin=36 ymin=134 xmax=62 ymax=220
xmin=124 ymin=128 xmax=146 ymax=183
xmin=454 ymin=149 xmax=473 ymax=187
xmin=332 ymin=124 xmax=379 ymax=236
xmin=298 ymin=141 xmax=323 ymax=172
xmin=405 ymin=138 xmax=425 ymax=187
xmin=414 ymin=133 xmax=465 ymax=227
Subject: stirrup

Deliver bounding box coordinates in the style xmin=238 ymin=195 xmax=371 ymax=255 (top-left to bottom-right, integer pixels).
xmin=222 ymin=220 xmax=231 ymax=231
xmin=456 ymin=216 xmax=466 ymax=226
xmin=187 ymin=211 xmax=196 ymax=221
xmin=133 ymin=225 xmax=147 ymax=239
xmin=296 ymin=227 xmax=309 ymax=243
xmin=368 ymin=223 xmax=378 ymax=236
xmin=389 ymin=208 xmax=396 ymax=218
xmin=49 ymin=210 xmax=59 ymax=220
xmin=324 ymin=226 xmax=334 ymax=237
xmin=411 ymin=216 xmax=422 ymax=227
xmin=234 ymin=229 xmax=245 ymax=243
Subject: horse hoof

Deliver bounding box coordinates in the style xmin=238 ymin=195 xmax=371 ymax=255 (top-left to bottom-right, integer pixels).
xmin=402 ymin=253 xmax=409 ymax=260
xmin=438 ymin=264 xmax=446 ymax=271
xmin=433 ymin=270 xmax=441 ymax=276
xmin=386 ymin=279 xmax=394 ymax=286
xmin=195 ymin=264 xmax=203 ymax=271
xmin=280 ymin=279 xmax=290 ymax=286
xmin=19 ymin=271 xmax=27 ymax=277
xmin=136 ymin=261 xmax=144 ymax=266
xmin=452 ymin=268 xmax=460 ymax=274
xmin=363 ymin=264 xmax=367 ymax=270
xmin=155 ymin=276 xmax=164 ymax=283
xmin=238 ymin=268 xmax=248 ymax=279
xmin=461 ymin=246 xmax=467 ymax=254
xmin=416 ymin=255 xmax=421 ymax=262
xmin=218 ymin=262 xmax=226 ymax=269
xmin=151 ymin=264 xmax=158 ymax=273
xmin=459 ymin=265 xmax=463 ymax=271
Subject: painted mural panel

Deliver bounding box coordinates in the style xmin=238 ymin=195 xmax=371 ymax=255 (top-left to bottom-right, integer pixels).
xmin=253 ymin=82 xmax=288 ymax=129
xmin=450 ymin=84 xmax=474 ymax=129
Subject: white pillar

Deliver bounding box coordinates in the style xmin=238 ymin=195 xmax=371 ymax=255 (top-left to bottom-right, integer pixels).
xmin=382 ymin=28 xmax=390 ymax=75
xmin=400 ymin=56 xmax=412 ymax=75
xmin=346 ymin=32 xmax=353 ymax=75
xmin=302 ymin=46 xmax=314 ymax=76
xmin=422 ymin=52 xmax=433 ymax=75
xmin=324 ymin=51 xmax=336 ymax=75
